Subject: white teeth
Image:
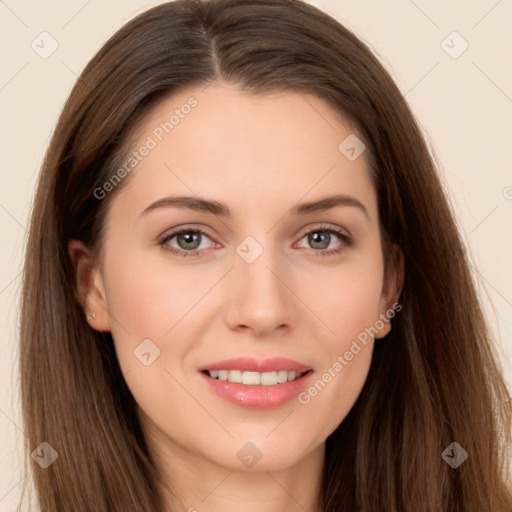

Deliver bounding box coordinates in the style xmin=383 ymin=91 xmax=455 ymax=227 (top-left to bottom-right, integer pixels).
xmin=260 ymin=371 xmax=277 ymax=385
xmin=228 ymin=370 xmax=243 ymax=383
xmin=242 ymin=371 xmax=261 ymax=385
xmin=206 ymin=369 xmax=305 ymax=385
xmin=277 ymin=370 xmax=288 ymax=383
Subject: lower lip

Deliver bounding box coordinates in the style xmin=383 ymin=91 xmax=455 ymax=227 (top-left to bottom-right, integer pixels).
xmin=199 ymin=370 xmax=314 ymax=409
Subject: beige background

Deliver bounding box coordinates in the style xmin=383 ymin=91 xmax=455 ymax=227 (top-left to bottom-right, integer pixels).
xmin=1 ymin=0 xmax=511 ymax=509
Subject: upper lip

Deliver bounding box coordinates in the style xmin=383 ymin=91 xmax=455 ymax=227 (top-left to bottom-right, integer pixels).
xmin=198 ymin=357 xmax=313 ymax=374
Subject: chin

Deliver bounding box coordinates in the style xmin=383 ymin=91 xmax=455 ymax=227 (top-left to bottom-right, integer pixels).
xmin=202 ymin=432 xmax=321 ymax=472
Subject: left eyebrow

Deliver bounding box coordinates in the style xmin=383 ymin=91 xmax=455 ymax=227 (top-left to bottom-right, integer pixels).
xmin=289 ymin=194 xmax=370 ymax=219
xmin=140 ymin=194 xmax=370 ymax=220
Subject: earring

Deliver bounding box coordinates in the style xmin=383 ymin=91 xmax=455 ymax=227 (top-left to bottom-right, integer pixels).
xmin=85 ymin=307 xmax=96 ymax=321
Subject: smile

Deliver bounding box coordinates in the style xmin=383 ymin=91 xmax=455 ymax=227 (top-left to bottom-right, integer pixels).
xmin=203 ymin=369 xmax=308 ymax=385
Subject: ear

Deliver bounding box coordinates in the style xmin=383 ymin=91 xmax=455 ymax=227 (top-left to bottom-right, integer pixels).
xmin=375 ymin=244 xmax=404 ymax=339
xmin=68 ymin=239 xmax=111 ymax=332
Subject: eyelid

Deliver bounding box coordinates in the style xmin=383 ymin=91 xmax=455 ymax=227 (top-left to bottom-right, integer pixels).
xmin=157 ymin=224 xmax=219 ymax=251
xmin=298 ymin=222 xmax=351 ymax=239
xmin=294 ymin=223 xmax=353 ymax=253
xmin=158 ymin=224 xmax=218 ymax=242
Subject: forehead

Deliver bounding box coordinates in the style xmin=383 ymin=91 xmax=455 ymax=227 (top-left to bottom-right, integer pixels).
xmin=107 ymin=81 xmax=377 ymax=224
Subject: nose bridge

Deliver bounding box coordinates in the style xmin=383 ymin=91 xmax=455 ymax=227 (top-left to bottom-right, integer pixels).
xmin=225 ymin=233 xmax=296 ymax=335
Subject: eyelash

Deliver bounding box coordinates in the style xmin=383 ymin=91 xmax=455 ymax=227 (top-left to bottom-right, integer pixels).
xmin=158 ymin=224 xmax=353 ymax=258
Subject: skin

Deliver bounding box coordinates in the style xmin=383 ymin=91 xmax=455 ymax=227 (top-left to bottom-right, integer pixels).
xmin=69 ymin=80 xmax=404 ymax=512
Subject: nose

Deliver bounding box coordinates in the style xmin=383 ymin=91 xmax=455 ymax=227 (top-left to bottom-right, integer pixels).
xmin=224 ymin=241 xmax=298 ymax=338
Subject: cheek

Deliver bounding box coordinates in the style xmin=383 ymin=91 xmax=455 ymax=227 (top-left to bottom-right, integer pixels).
xmin=299 ymin=342 xmax=374 ymax=447
xmin=298 ymin=277 xmax=379 ymax=436
xmin=100 ymin=248 xmax=200 ymax=389
xmin=294 ymin=255 xmax=382 ymax=422
xmin=101 ymin=252 xmax=200 ymax=429
xmin=102 ymin=247 xmax=205 ymax=340
xmin=306 ymin=256 xmax=384 ymax=348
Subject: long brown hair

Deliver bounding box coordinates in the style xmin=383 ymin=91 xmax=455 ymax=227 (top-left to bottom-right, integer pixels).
xmin=19 ymin=0 xmax=512 ymax=510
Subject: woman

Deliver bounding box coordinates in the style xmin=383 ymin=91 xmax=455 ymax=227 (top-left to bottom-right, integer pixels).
xmin=19 ymin=0 xmax=512 ymax=510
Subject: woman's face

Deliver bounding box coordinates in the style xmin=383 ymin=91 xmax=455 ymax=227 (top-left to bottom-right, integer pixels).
xmin=75 ymin=80 xmax=401 ymax=472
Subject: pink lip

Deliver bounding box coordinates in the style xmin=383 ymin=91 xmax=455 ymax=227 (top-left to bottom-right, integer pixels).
xmin=198 ymin=357 xmax=314 ymax=410
xmin=198 ymin=357 xmax=312 ymax=373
